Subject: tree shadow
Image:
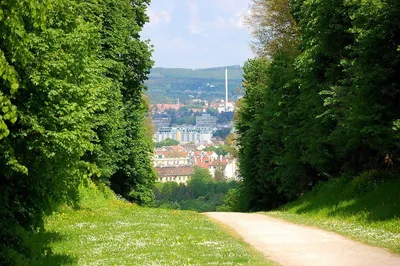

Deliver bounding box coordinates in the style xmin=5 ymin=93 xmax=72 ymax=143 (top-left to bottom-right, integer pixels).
xmin=30 ymin=231 xmax=77 ymax=266
xmin=288 ymin=178 xmax=400 ymax=223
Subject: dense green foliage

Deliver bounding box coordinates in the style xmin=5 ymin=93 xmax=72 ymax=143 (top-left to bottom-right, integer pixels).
xmin=176 ymin=115 xmax=196 ymax=125
xmin=216 ymin=188 xmax=241 ymax=212
xmin=146 ymin=66 xmax=244 ymax=103
xmin=204 ymin=145 xmax=229 ymax=156
xmin=153 ymin=167 xmax=239 ymax=212
xmin=0 ymin=0 xmax=154 ymax=264
xmin=237 ymin=0 xmax=400 ymax=211
xmin=213 ymin=128 xmax=233 ymax=139
xmin=155 ymin=138 xmax=180 ymax=148
xmin=160 ymin=108 xmax=233 ymax=127
xmin=269 ymin=170 xmax=400 ymax=253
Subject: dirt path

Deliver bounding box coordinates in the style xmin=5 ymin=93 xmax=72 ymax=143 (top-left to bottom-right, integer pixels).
xmin=205 ymin=212 xmax=400 ymax=266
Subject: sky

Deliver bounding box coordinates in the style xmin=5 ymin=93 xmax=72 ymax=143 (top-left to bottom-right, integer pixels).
xmin=141 ymin=0 xmax=254 ymax=69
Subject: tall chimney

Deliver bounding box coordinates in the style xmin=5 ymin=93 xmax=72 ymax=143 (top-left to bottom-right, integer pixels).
xmin=225 ymin=69 xmax=228 ymax=112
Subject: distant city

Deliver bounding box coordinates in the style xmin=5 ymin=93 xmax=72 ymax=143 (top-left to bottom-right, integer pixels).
xmin=147 ymin=66 xmax=243 ymax=184
xmin=150 ymin=68 xmax=240 ymax=183
xmin=151 ymin=100 xmax=235 ymax=144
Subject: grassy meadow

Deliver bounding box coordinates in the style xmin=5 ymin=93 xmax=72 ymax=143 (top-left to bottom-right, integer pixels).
xmin=264 ymin=171 xmax=400 ymax=253
xmin=34 ymin=182 xmax=269 ymax=266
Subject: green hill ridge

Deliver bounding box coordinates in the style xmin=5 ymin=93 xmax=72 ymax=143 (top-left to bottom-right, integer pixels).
xmin=146 ymin=66 xmax=244 ymax=104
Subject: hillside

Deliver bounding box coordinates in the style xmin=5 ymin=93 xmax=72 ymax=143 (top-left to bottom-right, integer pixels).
xmin=149 ymin=65 xmax=244 ymax=79
xmin=146 ymin=65 xmax=244 ymax=104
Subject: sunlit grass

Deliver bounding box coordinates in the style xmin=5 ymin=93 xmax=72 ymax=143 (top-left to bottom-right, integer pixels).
xmin=40 ymin=183 xmax=268 ymax=265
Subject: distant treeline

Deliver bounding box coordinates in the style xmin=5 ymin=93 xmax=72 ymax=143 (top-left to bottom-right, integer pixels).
xmin=149 ymin=66 xmax=244 ymax=79
xmin=235 ymin=0 xmax=400 ymax=211
xmin=153 ymin=168 xmax=239 ymax=212
xmin=146 ymin=66 xmax=244 ymax=103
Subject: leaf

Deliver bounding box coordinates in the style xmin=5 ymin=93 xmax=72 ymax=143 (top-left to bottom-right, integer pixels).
xmin=11 ymin=82 xmax=19 ymax=93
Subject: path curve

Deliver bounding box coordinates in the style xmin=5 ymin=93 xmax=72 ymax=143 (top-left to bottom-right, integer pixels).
xmin=204 ymin=212 xmax=400 ymax=266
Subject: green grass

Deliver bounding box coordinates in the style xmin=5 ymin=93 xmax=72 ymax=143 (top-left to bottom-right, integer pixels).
xmin=263 ymin=171 xmax=400 ymax=253
xmin=36 ymin=182 xmax=269 ymax=265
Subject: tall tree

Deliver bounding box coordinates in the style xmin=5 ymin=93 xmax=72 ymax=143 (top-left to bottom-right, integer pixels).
xmin=237 ymin=0 xmax=400 ymax=213
xmin=0 ymin=0 xmax=155 ymax=263
xmin=1 ymin=0 xmax=107 ymax=262
xmin=290 ymin=0 xmax=353 ymax=175
xmin=246 ymin=0 xmax=299 ymax=57
xmin=94 ymin=0 xmax=155 ymax=204
xmin=328 ymin=0 xmax=400 ymax=169
xmin=238 ymin=0 xmax=303 ymax=210
xmin=236 ymin=58 xmax=277 ymax=210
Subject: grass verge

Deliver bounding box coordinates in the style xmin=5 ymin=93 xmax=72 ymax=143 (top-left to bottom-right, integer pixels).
xmin=263 ymin=171 xmax=400 ymax=253
xmin=37 ymin=181 xmax=269 ymax=265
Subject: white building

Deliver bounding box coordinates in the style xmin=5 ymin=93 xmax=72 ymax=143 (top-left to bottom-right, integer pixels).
xmin=155 ymin=166 xmax=193 ymax=184
xmin=217 ymin=101 xmax=235 ymax=113
xmin=154 ymin=127 xmax=178 ymax=142
xmin=196 ymin=114 xmax=217 ymax=127
xmin=225 ymin=158 xmax=239 ymax=180
xmin=153 ymin=151 xmax=190 ymax=167
xmin=154 ymin=126 xmax=214 ymax=144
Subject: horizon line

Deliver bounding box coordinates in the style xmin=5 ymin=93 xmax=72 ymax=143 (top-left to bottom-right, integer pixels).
xmin=151 ymin=65 xmax=243 ymax=70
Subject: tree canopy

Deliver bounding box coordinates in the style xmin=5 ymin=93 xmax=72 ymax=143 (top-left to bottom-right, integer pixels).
xmin=0 ymin=0 xmax=155 ymax=263
xmin=153 ymin=167 xmax=239 ymax=212
xmin=236 ymin=0 xmax=400 ymax=211
xmin=155 ymin=138 xmax=180 ymax=148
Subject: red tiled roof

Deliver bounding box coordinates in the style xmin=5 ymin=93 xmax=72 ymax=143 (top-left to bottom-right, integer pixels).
xmin=209 ymin=160 xmax=228 ymax=167
xmin=155 ymin=151 xmax=168 ymax=157
xmin=156 ymin=150 xmax=189 ymax=158
xmin=155 ymin=166 xmax=193 ymax=176
xmin=193 ymin=157 xmax=211 ymax=169
xmin=195 ymin=162 xmax=210 ymax=169
xmin=153 ymin=104 xmax=183 ymax=112
xmin=170 ymin=145 xmax=185 ymax=151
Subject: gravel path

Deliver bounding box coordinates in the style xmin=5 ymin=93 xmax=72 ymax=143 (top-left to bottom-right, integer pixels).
xmin=205 ymin=212 xmax=400 ymax=266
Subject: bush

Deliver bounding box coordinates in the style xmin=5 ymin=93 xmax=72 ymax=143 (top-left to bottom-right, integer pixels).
xmin=216 ymin=188 xmax=242 ymax=212
xmin=347 ymin=170 xmax=379 ymax=197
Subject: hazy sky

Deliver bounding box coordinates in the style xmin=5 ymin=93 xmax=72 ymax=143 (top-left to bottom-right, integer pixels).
xmin=141 ymin=0 xmax=253 ymax=69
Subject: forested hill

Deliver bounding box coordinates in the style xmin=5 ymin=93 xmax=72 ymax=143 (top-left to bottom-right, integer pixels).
xmin=149 ymin=66 xmax=243 ymax=79
xmin=146 ymin=65 xmax=244 ymax=103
